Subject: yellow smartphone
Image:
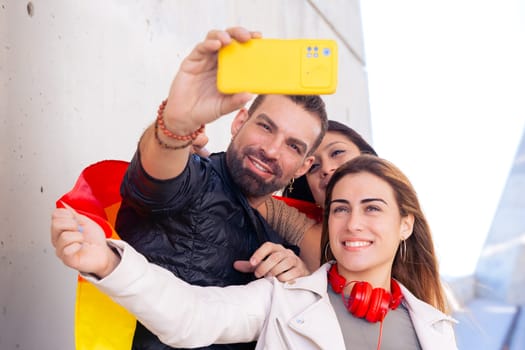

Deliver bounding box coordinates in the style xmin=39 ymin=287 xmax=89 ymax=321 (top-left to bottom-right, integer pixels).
xmin=217 ymin=38 xmax=338 ymax=95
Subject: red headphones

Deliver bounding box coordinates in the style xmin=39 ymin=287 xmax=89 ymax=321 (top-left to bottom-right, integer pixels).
xmin=328 ymin=263 xmax=403 ymax=323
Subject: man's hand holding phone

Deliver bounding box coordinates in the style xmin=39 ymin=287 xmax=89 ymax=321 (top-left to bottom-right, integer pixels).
xmin=164 ymin=27 xmax=258 ymax=133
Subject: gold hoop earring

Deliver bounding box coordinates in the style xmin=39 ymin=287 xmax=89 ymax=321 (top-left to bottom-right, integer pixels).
xmin=287 ymin=177 xmax=295 ymax=193
xmin=399 ymin=239 xmax=407 ymax=263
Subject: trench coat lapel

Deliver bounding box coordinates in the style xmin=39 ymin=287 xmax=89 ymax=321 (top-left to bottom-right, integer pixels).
xmin=287 ymin=298 xmax=346 ymax=349
xmin=282 ymin=264 xmax=346 ymax=349
xmin=400 ymin=284 xmax=458 ymax=349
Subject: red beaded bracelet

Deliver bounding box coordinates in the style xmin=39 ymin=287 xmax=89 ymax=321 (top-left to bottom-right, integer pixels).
xmin=156 ymin=99 xmax=204 ymax=141
xmin=154 ymin=121 xmax=193 ymax=150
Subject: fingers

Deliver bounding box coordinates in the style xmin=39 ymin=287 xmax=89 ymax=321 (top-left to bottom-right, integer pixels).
xmin=205 ymin=29 xmax=233 ymax=45
xmin=54 ymin=230 xmax=84 ymax=258
xmin=192 ymin=130 xmax=209 ymax=149
xmin=249 ymin=30 xmax=263 ymax=39
xmin=233 ymin=260 xmax=255 ymax=273
xmin=206 ymin=27 xmax=261 ymax=43
xmin=219 ymin=92 xmax=253 ymax=116
xmin=196 ymin=28 xmax=240 ymax=57
xmin=53 ymin=228 xmax=86 ymax=270
xmin=273 ymin=264 xmax=309 ymax=283
xmin=254 ymin=249 xmax=304 ymax=279
xmin=61 ymin=202 xmax=88 ymax=225
xmin=180 ymin=28 xmax=260 ymax=84
xmin=51 ymin=207 xmax=85 ymax=264
xmin=51 ymin=205 xmax=118 ymax=276
xmin=51 ymin=205 xmax=94 ymax=255
xmin=248 ymin=241 xmax=281 ymax=267
xmin=56 ymin=202 xmax=89 ymax=228
xmin=192 ymin=130 xmax=211 ymax=157
xmin=198 ymin=27 xmax=261 ymax=57
xmin=249 ymin=242 xmax=310 ymax=281
xmin=51 ymin=208 xmax=81 ymax=247
xmin=225 ymin=27 xmax=262 ymax=42
xmin=183 ymin=30 xmax=229 ymax=69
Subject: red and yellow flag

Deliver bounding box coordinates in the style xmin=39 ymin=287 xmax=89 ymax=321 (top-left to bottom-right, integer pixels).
xmin=56 ymin=160 xmax=135 ymax=350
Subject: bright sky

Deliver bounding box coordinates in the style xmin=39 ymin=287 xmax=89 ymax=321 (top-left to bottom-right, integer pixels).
xmin=360 ymin=0 xmax=525 ymax=277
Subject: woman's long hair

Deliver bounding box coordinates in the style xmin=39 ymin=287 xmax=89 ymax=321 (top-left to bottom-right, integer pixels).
xmin=320 ymin=155 xmax=449 ymax=313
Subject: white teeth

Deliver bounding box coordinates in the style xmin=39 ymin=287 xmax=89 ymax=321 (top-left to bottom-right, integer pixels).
xmin=253 ymin=162 xmax=268 ymax=173
xmin=344 ymin=241 xmax=371 ymax=247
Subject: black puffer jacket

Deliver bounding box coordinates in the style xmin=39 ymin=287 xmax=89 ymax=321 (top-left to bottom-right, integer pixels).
xmin=116 ymin=151 xmax=295 ymax=350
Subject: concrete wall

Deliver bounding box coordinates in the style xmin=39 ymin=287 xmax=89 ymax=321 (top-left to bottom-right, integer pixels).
xmin=0 ymin=1 xmax=371 ymax=349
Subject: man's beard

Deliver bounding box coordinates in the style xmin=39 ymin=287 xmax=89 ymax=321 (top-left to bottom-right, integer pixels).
xmin=226 ymin=143 xmax=288 ymax=198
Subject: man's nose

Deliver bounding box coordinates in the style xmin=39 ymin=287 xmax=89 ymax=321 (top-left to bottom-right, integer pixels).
xmin=262 ymin=137 xmax=284 ymax=159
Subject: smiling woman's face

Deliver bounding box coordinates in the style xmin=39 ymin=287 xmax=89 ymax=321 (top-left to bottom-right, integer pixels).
xmin=306 ymin=131 xmax=361 ymax=207
xmin=327 ymin=172 xmax=413 ymax=282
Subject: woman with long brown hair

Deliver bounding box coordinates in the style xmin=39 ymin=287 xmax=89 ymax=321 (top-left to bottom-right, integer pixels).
xmin=320 ymin=155 xmax=449 ymax=316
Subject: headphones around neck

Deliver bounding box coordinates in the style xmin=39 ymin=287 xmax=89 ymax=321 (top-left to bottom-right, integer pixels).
xmin=328 ymin=263 xmax=403 ymax=323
